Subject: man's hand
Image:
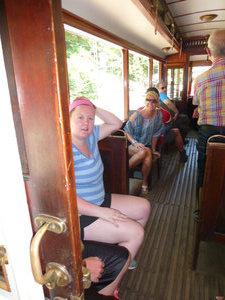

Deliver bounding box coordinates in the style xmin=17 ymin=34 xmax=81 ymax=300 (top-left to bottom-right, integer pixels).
xmin=83 ymin=257 xmax=104 ymax=283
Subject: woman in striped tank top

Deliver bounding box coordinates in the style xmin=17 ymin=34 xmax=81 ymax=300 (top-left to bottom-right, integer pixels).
xmin=70 ymin=97 xmax=151 ymax=264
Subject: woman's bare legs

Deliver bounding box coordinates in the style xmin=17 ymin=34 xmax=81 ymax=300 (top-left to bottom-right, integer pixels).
xmin=99 ymin=252 xmax=131 ymax=296
xmin=84 ymin=194 xmax=151 ymax=259
xmin=173 ymin=128 xmax=188 ymax=162
xmin=111 ymin=193 xmax=150 ymax=227
xmin=129 ymin=146 xmax=152 ymax=188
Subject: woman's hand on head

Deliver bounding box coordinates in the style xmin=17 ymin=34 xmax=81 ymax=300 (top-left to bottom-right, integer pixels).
xmin=99 ymin=207 xmax=128 ymax=227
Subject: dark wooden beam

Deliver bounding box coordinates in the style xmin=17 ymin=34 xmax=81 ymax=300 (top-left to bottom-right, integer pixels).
xmin=131 ymin=0 xmax=180 ymax=52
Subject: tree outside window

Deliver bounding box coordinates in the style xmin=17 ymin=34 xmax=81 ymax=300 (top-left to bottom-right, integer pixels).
xmin=65 ymin=25 xmax=124 ymax=120
xmin=129 ymin=51 xmax=149 ymax=110
xmin=152 ymin=59 xmax=159 ymax=87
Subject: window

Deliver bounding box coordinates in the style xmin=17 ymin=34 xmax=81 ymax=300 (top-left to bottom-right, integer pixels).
xmin=190 ymin=66 xmax=211 ymax=95
xmin=167 ymin=67 xmax=184 ymax=100
xmin=152 ymin=59 xmax=159 ymax=87
xmin=65 ymin=25 xmax=124 ymax=120
xmin=129 ymin=51 xmax=149 ymax=110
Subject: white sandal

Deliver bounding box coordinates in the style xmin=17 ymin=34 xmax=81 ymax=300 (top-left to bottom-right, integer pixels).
xmin=141 ymin=185 xmax=149 ymax=195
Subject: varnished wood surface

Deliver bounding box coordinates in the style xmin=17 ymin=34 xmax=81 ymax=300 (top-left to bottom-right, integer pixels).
xmin=1 ymin=1 xmax=83 ymax=298
xmin=99 ymin=135 xmax=129 ymax=195
xmin=120 ymin=137 xmax=225 ymax=300
xmin=193 ymin=137 xmax=225 ymax=269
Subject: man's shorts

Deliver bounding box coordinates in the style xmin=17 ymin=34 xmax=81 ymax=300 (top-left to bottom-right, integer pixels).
xmin=82 ymin=241 xmax=129 ymax=292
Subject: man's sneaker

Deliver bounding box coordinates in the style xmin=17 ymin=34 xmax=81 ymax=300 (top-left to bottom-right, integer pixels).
xmin=128 ymin=259 xmax=137 ymax=270
xmin=179 ymin=150 xmax=188 ymax=163
xmin=193 ymin=209 xmax=200 ymax=223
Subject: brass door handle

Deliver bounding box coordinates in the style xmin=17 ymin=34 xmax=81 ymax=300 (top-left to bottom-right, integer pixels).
xmin=82 ymin=266 xmax=91 ymax=289
xmin=30 ymin=215 xmax=71 ymax=290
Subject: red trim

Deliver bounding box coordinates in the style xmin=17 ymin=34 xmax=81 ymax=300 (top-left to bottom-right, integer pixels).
xmin=180 ymin=27 xmax=221 ymax=34
xmin=174 ymin=9 xmax=225 ymax=19
xmin=167 ymin=0 xmax=186 ymax=5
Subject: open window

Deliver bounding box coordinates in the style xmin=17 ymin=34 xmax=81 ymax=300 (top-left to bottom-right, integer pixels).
xmin=167 ymin=67 xmax=184 ymax=100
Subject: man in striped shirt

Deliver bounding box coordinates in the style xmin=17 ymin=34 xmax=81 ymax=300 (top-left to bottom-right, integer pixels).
xmin=193 ymin=29 xmax=225 ymax=206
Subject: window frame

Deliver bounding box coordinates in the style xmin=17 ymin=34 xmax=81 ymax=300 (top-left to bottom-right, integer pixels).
xmin=63 ymin=9 xmax=164 ymax=119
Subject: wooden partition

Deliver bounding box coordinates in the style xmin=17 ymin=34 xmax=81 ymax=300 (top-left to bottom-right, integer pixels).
xmin=193 ymin=135 xmax=225 ymax=269
xmin=98 ymin=134 xmax=129 ymax=195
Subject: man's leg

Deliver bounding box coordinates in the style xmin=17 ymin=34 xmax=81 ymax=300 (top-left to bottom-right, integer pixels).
xmin=173 ymin=114 xmax=190 ymax=142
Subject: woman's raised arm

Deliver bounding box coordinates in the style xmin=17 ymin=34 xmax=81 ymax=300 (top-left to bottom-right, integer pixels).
xmin=96 ymin=107 xmax=123 ymax=140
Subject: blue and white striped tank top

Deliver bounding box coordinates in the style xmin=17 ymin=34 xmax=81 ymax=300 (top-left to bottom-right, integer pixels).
xmin=72 ymin=125 xmax=105 ymax=206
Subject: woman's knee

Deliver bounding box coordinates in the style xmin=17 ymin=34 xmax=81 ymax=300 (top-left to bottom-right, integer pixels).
xmin=143 ymin=148 xmax=152 ymax=164
xmin=138 ymin=148 xmax=149 ymax=160
xmin=125 ymin=220 xmax=145 ymax=242
xmin=136 ymin=197 xmax=151 ymax=218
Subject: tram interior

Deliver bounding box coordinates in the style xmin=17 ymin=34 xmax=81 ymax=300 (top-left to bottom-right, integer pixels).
xmin=61 ymin=1 xmax=225 ymax=299
xmin=1 ymin=0 xmax=225 ymax=299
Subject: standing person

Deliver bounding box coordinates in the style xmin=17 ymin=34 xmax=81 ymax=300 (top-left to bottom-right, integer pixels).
xmin=156 ymin=81 xmax=190 ymax=143
xmin=70 ymin=97 xmax=151 ymax=266
xmin=123 ymin=90 xmax=164 ymax=195
xmin=193 ymin=29 xmax=225 ymax=207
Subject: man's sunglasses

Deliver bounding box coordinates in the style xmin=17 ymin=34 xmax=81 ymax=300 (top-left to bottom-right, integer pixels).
xmin=146 ymin=99 xmax=157 ymax=104
xmin=161 ymin=87 xmax=166 ymax=90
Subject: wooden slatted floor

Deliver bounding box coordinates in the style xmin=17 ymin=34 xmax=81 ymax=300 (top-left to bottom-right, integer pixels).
xmin=120 ymin=137 xmax=225 ymax=300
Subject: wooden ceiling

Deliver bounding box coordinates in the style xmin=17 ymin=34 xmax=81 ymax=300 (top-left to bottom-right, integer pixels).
xmin=62 ymin=0 xmax=225 ymax=58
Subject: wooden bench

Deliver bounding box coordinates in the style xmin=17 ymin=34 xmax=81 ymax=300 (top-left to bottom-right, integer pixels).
xmin=98 ymin=130 xmax=129 ymax=195
xmin=193 ymin=135 xmax=225 ymax=269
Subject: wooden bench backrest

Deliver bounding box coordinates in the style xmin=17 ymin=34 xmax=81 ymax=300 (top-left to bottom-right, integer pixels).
xmin=200 ymin=135 xmax=225 ymax=241
xmin=98 ymin=132 xmax=129 ymax=194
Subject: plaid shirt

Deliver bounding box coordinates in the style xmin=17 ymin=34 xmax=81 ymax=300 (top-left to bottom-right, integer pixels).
xmin=193 ymin=57 xmax=225 ymax=126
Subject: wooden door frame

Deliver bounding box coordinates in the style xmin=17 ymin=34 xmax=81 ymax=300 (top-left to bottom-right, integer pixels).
xmin=0 ymin=0 xmax=83 ymax=298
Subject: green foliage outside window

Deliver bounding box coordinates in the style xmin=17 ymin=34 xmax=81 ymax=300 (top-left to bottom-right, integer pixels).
xmin=65 ymin=31 xmax=98 ymax=100
xmin=65 ymin=31 xmax=122 ymax=103
xmin=129 ymin=54 xmax=148 ymax=82
xmin=129 ymin=53 xmax=149 ymax=110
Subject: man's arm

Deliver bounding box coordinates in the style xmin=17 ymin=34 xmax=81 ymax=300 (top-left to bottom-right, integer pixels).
xmin=83 ymin=257 xmax=104 ymax=283
xmin=163 ymin=99 xmax=179 ymax=121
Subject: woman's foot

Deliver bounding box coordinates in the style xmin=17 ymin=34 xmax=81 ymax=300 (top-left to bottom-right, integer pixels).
xmin=141 ymin=185 xmax=149 ymax=195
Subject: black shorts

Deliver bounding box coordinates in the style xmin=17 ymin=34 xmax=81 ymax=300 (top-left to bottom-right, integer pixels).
xmin=79 ymin=193 xmax=111 ymax=240
xmin=82 ymin=241 xmax=129 ymax=293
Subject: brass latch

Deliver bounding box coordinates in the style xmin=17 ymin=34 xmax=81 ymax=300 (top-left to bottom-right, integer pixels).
xmin=30 ymin=215 xmax=71 ymax=289
xmin=0 ymin=246 xmax=8 ymax=265
xmin=69 ymin=294 xmax=85 ymax=300
xmin=53 ymin=294 xmax=85 ymax=300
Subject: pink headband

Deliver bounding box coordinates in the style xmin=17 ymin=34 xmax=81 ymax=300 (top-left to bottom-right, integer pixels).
xmin=69 ymin=98 xmax=95 ymax=112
